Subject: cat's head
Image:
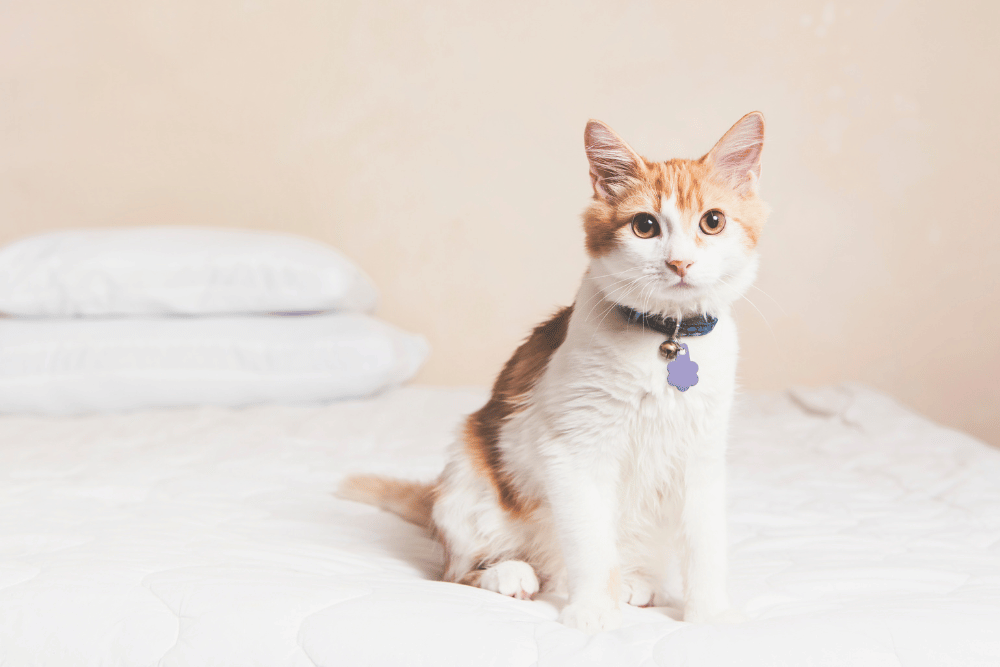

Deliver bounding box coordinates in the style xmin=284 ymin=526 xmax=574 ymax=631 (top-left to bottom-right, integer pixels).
xmin=582 ymin=113 xmax=769 ymax=317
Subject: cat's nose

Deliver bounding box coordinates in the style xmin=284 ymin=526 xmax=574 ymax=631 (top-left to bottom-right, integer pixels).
xmin=666 ymin=259 xmax=694 ymax=278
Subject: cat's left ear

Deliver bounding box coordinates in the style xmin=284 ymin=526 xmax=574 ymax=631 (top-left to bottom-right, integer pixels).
xmin=585 ymin=120 xmax=644 ymax=201
xmin=703 ymin=112 xmax=765 ymax=195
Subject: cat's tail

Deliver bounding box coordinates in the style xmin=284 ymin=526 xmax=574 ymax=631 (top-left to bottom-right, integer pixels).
xmin=337 ymin=475 xmax=436 ymax=529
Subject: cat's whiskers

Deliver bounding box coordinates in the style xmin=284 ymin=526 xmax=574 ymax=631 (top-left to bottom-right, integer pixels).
xmin=717 ymin=277 xmax=779 ymax=346
xmin=582 ymin=273 xmax=658 ymax=323
xmin=588 ymin=276 xmax=650 ymax=326
xmin=722 ymin=273 xmax=786 ymax=315
xmin=584 ymin=279 xmax=647 ymax=334
xmin=639 ymin=279 xmax=659 ymax=336
xmin=579 ymin=273 xmax=645 ymax=317
xmin=581 ymin=278 xmax=640 ymax=323
xmin=586 ymin=269 xmax=639 ymax=281
xmin=589 ymin=275 xmax=656 ymax=345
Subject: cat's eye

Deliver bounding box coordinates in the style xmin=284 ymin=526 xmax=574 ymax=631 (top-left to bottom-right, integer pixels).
xmin=699 ymin=210 xmax=726 ymax=235
xmin=631 ymin=213 xmax=660 ymax=239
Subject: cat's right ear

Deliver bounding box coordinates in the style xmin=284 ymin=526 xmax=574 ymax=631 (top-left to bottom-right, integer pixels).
xmin=584 ymin=121 xmax=643 ymax=201
xmin=703 ymin=112 xmax=765 ymax=195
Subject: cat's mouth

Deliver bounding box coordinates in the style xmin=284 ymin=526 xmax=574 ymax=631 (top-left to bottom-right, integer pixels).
xmin=666 ymin=275 xmax=697 ymax=290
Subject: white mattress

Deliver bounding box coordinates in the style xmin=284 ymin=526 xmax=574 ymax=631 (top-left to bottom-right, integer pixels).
xmin=0 ymin=384 xmax=997 ymax=666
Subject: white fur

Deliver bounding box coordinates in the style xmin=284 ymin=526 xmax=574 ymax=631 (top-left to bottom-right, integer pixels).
xmin=432 ymin=126 xmax=762 ymax=633
xmin=479 ymin=560 xmax=539 ymax=599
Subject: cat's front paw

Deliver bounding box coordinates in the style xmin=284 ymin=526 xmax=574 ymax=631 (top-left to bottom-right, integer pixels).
xmin=560 ymin=601 xmax=622 ymax=633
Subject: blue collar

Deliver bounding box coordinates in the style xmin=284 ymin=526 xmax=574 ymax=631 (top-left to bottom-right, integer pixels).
xmin=616 ymin=304 xmax=718 ymax=338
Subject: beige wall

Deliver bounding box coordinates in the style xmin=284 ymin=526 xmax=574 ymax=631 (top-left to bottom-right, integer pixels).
xmin=2 ymin=1 xmax=998 ymax=445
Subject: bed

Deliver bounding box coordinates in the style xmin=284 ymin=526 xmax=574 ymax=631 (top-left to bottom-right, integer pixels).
xmin=1 ymin=382 xmax=997 ymax=666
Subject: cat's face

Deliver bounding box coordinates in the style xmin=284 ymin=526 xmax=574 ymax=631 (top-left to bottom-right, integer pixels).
xmin=582 ymin=113 xmax=769 ymax=317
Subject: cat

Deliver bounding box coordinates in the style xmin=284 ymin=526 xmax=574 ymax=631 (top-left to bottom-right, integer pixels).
xmin=340 ymin=112 xmax=768 ymax=633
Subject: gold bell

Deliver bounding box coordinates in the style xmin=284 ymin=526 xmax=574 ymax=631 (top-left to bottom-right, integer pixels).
xmin=659 ymin=339 xmax=681 ymax=361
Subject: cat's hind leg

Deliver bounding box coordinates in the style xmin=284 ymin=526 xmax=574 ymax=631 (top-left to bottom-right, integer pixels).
xmin=433 ymin=455 xmax=542 ymax=600
xmin=621 ymin=574 xmax=655 ymax=607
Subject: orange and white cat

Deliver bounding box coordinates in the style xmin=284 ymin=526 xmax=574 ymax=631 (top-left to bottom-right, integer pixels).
xmin=341 ymin=112 xmax=768 ymax=633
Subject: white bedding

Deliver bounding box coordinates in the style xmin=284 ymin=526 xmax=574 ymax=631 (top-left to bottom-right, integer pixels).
xmin=0 ymin=384 xmax=997 ymax=666
xmin=0 ymin=313 xmax=428 ymax=415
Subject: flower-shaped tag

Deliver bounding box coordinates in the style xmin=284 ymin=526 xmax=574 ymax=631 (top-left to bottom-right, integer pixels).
xmin=666 ymin=343 xmax=699 ymax=392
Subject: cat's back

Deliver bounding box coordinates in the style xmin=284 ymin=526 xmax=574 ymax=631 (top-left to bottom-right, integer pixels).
xmin=455 ymin=305 xmax=574 ymax=517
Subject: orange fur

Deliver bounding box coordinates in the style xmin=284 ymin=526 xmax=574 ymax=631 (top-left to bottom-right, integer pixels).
xmin=457 ymin=568 xmax=485 ymax=586
xmin=463 ymin=305 xmax=573 ymax=519
xmin=583 ymin=115 xmax=768 ymax=257
xmin=337 ymin=475 xmax=436 ymax=528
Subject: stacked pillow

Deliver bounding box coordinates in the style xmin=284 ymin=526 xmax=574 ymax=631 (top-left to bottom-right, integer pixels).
xmin=0 ymin=228 xmax=428 ymax=415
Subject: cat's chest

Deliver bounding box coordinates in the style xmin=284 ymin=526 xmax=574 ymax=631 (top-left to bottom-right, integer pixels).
xmin=616 ymin=348 xmax=718 ymax=447
xmin=594 ymin=317 xmax=738 ymax=405
xmin=540 ymin=310 xmax=738 ymax=451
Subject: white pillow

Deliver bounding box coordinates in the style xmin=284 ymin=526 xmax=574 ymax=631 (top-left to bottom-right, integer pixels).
xmin=0 ymin=227 xmax=378 ymax=316
xmin=0 ymin=313 xmax=428 ymax=415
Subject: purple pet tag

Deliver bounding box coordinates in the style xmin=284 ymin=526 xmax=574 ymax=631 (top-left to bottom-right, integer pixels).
xmin=666 ymin=342 xmax=699 ymax=392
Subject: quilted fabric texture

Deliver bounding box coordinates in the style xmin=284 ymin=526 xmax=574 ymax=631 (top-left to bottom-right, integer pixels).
xmin=0 ymin=385 xmax=997 ymax=666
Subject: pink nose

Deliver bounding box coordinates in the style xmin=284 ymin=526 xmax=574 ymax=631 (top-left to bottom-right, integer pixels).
xmin=666 ymin=260 xmax=693 ymax=278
